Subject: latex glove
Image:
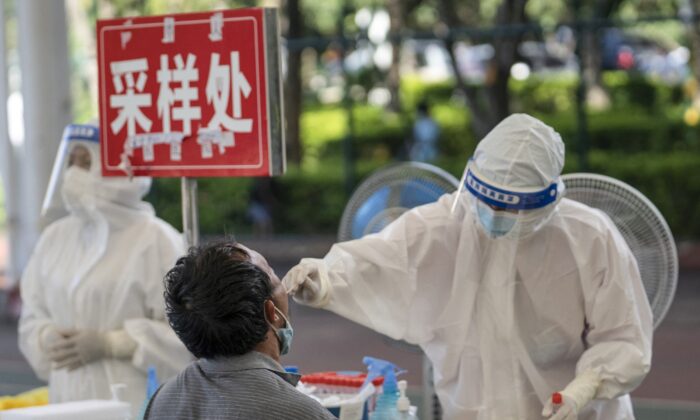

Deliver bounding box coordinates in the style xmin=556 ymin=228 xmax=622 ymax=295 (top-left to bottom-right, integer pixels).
xmin=542 ymin=370 xmax=601 ymax=419
xmin=40 ymin=326 xmax=77 ymax=366
xmin=39 ymin=325 xmax=69 ymax=355
xmin=49 ymin=329 xmax=137 ymax=371
xmin=282 ymin=259 xmax=330 ymax=307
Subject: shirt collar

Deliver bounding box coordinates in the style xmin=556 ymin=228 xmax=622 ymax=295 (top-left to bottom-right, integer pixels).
xmin=198 ymin=351 xmax=301 ymax=386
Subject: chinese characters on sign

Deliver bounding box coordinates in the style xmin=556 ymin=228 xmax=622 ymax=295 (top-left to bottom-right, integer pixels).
xmin=97 ymin=8 xmax=284 ymax=177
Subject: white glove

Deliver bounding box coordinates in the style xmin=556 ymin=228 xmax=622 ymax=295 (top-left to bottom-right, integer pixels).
xmin=39 ymin=325 xmax=69 ymax=354
xmin=282 ymin=259 xmax=330 ymax=307
xmin=542 ymin=370 xmax=601 ymax=419
xmin=49 ymin=329 xmax=137 ymax=371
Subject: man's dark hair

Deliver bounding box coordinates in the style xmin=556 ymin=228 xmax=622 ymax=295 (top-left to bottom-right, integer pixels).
xmin=164 ymin=241 xmax=273 ymax=359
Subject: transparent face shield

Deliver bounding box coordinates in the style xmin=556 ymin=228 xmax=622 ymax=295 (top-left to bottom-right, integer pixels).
xmin=41 ymin=124 xmax=100 ymax=223
xmin=453 ymin=159 xmax=563 ymax=239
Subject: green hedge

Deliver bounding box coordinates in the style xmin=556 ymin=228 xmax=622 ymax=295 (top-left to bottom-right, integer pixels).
xmin=307 ymin=78 xmax=698 ymax=162
xmin=147 ymin=177 xmax=252 ymax=234
xmin=148 ymin=160 xmax=384 ymax=235
xmin=303 ymin=102 xmax=476 ymax=162
xmin=510 ymin=74 xmax=578 ymax=113
xmin=510 ymin=71 xmax=686 ymax=115
xmin=585 ymin=151 xmax=700 ymax=241
xmin=537 ymin=110 xmax=700 ymax=153
xmin=401 ymin=75 xmax=456 ymax=111
xmin=273 ymin=161 xmax=382 ymax=233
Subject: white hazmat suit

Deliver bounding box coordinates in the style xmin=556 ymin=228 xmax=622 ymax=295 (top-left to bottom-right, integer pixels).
xmin=19 ymin=125 xmax=192 ymax=416
xmin=284 ymin=114 xmax=653 ymax=420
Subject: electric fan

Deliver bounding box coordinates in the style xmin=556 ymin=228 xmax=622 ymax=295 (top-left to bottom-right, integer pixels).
xmin=562 ymin=173 xmax=678 ymax=328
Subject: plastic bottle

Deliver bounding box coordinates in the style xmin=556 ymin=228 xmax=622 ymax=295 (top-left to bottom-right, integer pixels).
xmin=146 ymin=366 xmax=159 ymax=399
xmin=396 ymin=380 xmax=419 ymax=420
xmin=363 ymin=356 xmax=402 ymax=420
xmin=284 ymin=365 xmax=299 ymax=374
xmin=136 ymin=366 xmax=159 ymax=420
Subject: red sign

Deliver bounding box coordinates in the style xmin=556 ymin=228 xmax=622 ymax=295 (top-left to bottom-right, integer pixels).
xmin=97 ymin=8 xmax=285 ymax=177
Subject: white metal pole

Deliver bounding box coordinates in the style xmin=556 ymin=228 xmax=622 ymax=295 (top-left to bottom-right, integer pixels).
xmin=181 ymin=177 xmax=199 ymax=248
xmin=422 ymin=355 xmax=437 ymax=420
xmin=0 ymin=0 xmax=16 ymax=290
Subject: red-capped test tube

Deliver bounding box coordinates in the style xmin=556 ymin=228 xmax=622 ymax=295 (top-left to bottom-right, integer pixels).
xmin=551 ymin=392 xmax=563 ymax=414
xmin=552 ymin=392 xmax=562 ymax=405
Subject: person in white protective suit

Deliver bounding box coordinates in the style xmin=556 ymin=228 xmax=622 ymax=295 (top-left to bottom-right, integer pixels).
xmin=284 ymin=114 xmax=653 ymax=420
xmin=18 ymin=124 xmax=192 ymax=416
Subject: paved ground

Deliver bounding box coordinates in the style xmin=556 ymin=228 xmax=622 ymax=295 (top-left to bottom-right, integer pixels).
xmin=0 ymin=231 xmax=7 ymax=290
xmin=1 ymin=234 xmax=699 ymax=418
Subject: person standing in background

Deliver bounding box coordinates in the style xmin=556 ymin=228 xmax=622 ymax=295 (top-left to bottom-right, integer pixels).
xmin=18 ymin=124 xmax=192 ymax=417
xmin=409 ymin=100 xmax=440 ymax=163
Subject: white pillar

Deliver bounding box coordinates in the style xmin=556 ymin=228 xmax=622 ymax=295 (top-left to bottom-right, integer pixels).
xmin=9 ymin=0 xmax=72 ymax=285
xmin=0 ymin=0 xmax=20 ymax=287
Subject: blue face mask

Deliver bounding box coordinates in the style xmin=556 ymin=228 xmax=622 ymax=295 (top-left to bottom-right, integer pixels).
xmin=272 ymin=307 xmax=293 ymax=355
xmin=477 ymin=202 xmax=518 ymax=238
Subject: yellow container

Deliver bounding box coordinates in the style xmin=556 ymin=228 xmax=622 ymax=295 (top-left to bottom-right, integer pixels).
xmin=0 ymin=387 xmax=49 ymax=410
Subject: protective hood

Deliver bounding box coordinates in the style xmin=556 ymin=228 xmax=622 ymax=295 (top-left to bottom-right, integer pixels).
xmin=453 ymin=114 xmax=566 ymax=238
xmin=473 ymin=113 xmax=564 ymax=188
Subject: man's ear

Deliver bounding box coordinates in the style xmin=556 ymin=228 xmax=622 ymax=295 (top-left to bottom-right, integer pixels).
xmin=264 ymin=299 xmax=278 ymax=326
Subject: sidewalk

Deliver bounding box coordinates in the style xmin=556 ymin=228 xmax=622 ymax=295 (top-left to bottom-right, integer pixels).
xmin=0 ymin=231 xmax=7 ymax=290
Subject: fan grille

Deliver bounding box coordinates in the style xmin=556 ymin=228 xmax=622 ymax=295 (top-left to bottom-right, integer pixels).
xmin=338 ymin=162 xmax=460 ymax=241
xmin=562 ymin=173 xmax=678 ymax=328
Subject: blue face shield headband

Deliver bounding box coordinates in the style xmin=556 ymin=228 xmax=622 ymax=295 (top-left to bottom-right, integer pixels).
xmin=465 ymin=162 xmax=558 ymax=211
xmin=64 ymin=124 xmax=100 ymax=144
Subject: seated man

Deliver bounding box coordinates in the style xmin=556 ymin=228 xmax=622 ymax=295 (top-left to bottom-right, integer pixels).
xmin=144 ymin=241 xmax=336 ymax=420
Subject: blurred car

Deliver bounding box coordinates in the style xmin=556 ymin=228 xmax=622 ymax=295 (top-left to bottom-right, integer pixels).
xmin=601 ymin=29 xmax=689 ymax=83
xmin=405 ymin=39 xmax=577 ymax=83
xmin=517 ymin=40 xmax=578 ymax=75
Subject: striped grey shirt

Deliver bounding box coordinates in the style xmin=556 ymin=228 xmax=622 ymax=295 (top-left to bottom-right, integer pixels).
xmin=144 ymin=351 xmax=336 ymax=419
